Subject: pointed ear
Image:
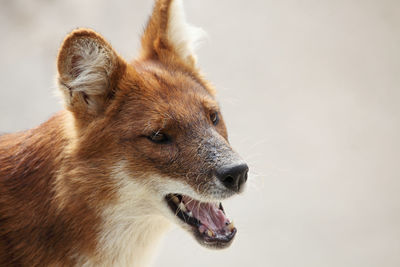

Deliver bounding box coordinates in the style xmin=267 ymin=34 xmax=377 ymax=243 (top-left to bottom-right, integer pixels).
xmin=140 ymin=0 xmax=206 ymax=67
xmin=57 ymin=29 xmax=126 ymax=118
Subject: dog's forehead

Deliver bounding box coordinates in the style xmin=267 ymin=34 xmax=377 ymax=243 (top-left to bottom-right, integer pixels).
xmin=132 ymin=61 xmax=219 ymax=114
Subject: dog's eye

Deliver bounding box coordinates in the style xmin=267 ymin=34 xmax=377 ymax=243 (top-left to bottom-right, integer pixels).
xmin=148 ymin=132 xmax=171 ymax=144
xmin=210 ymin=112 xmax=219 ymax=125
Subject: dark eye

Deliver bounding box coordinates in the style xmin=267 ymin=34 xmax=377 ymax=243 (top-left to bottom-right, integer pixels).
xmin=210 ymin=112 xmax=219 ymax=125
xmin=148 ymin=132 xmax=171 ymax=144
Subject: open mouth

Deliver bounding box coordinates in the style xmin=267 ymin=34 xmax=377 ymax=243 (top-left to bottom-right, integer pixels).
xmin=165 ymin=194 xmax=236 ymax=248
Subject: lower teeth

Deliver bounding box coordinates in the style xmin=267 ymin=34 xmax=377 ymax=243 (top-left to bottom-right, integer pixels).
xmin=206 ymin=229 xmax=214 ymax=237
xmin=226 ymin=221 xmax=235 ymax=231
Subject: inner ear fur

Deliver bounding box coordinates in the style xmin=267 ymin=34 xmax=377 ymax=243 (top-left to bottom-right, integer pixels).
xmin=57 ymin=29 xmax=126 ymax=118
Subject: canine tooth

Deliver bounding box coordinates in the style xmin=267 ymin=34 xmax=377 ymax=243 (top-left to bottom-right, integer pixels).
xmin=206 ymin=229 xmax=214 ymax=237
xmin=187 ymin=211 xmax=193 ymax=217
xmin=227 ymin=222 xmax=235 ymax=231
xmin=171 ymin=195 xmax=180 ymax=204
xmin=178 ymin=202 xmax=187 ymax=212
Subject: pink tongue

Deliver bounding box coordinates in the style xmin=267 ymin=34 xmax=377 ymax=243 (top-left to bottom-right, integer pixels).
xmin=182 ymin=196 xmax=229 ymax=232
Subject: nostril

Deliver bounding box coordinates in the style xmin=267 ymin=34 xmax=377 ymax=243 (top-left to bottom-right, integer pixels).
xmin=222 ymin=175 xmax=235 ymax=187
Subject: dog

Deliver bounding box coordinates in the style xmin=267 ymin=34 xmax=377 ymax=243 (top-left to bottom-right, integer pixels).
xmin=0 ymin=0 xmax=248 ymax=266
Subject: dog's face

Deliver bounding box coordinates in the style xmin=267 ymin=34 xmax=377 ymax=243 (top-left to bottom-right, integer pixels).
xmin=57 ymin=0 xmax=248 ymax=249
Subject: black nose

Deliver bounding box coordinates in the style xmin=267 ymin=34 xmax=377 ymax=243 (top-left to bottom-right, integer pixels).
xmin=216 ymin=163 xmax=249 ymax=192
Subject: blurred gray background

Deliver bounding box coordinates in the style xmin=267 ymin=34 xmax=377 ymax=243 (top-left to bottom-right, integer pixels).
xmin=1 ymin=0 xmax=399 ymax=266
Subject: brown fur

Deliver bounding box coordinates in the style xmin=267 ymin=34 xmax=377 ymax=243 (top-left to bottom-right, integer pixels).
xmin=0 ymin=0 xmax=244 ymax=266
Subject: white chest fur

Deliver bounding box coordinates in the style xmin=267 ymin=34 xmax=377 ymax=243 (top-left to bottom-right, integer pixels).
xmin=77 ymin=176 xmax=172 ymax=267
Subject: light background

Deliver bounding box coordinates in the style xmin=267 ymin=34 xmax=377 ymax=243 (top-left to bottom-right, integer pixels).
xmin=1 ymin=0 xmax=399 ymax=266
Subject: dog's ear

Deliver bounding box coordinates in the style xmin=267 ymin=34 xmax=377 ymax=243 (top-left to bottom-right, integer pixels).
xmin=140 ymin=0 xmax=206 ymax=67
xmin=57 ymin=29 xmax=126 ymax=119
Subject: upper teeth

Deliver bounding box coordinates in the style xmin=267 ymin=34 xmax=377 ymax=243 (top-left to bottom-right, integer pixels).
xmin=178 ymin=202 xmax=187 ymax=212
xmin=171 ymin=195 xmax=180 ymax=204
xmin=171 ymin=195 xmax=191 ymax=213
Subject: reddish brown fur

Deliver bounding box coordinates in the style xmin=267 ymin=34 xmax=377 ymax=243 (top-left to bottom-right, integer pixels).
xmin=0 ymin=114 xmax=103 ymax=266
xmin=0 ymin=0 xmax=242 ymax=265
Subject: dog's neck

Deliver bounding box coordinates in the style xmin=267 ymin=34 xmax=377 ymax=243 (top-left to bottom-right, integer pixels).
xmin=77 ymin=178 xmax=171 ymax=267
xmin=82 ymin=214 xmax=170 ymax=267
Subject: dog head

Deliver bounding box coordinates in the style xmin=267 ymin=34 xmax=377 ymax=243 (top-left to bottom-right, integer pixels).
xmin=57 ymin=0 xmax=248 ymax=249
